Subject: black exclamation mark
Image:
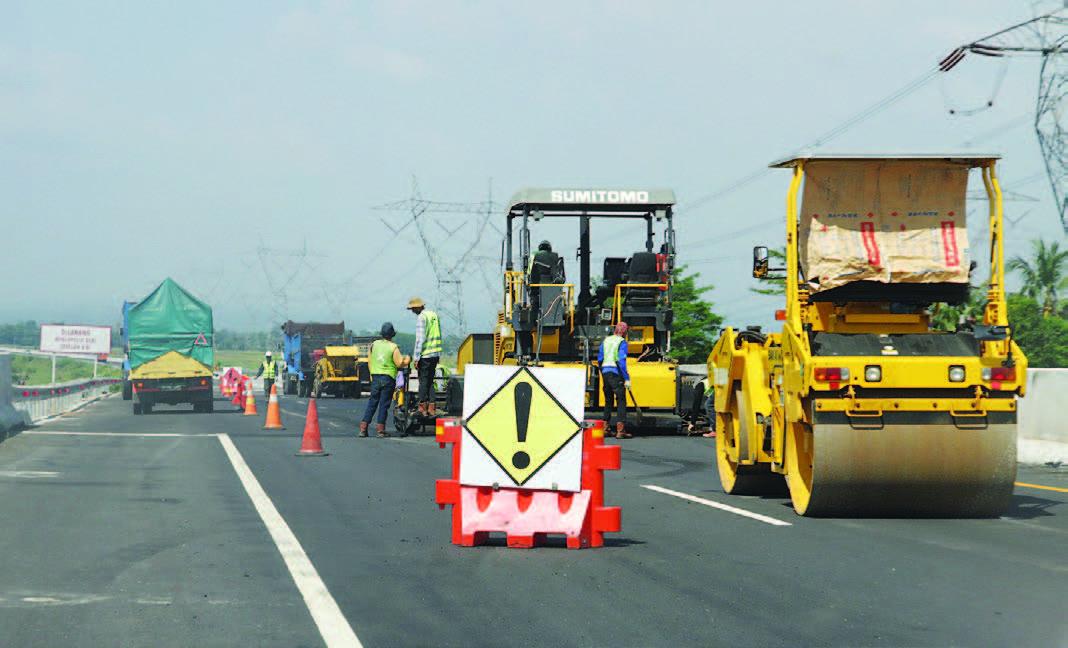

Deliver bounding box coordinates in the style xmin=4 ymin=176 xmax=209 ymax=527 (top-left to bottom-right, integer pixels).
xmin=512 ymin=382 xmax=532 ymax=469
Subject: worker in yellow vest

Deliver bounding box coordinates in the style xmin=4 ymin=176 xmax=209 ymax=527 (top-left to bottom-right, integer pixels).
xmin=599 ymin=321 xmax=632 ymax=438
xmin=359 ymin=322 xmax=410 ymax=438
xmin=254 ymin=350 xmax=278 ymax=401
xmin=407 ymin=296 xmax=443 ymax=417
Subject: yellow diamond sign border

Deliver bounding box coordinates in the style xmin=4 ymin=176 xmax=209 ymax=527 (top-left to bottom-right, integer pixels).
xmin=462 ymin=366 xmax=583 ymax=487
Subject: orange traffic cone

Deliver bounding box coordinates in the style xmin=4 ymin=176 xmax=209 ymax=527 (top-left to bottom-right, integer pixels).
xmin=243 ymin=379 xmax=258 ymax=416
xmin=232 ymin=379 xmax=245 ymax=409
xmin=264 ymin=384 xmax=284 ymax=429
xmin=296 ymin=398 xmax=328 ymax=456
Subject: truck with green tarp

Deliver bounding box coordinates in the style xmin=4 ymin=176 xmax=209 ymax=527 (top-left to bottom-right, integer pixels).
xmin=127 ymin=278 xmax=215 ymax=414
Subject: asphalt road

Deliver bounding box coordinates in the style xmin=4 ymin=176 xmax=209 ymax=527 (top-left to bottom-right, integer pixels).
xmin=0 ymin=392 xmax=1065 ymax=647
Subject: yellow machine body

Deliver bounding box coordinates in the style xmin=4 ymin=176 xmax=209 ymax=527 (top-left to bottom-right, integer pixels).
xmin=710 ymin=155 xmax=1026 ymax=517
xmin=312 ymin=345 xmax=369 ymax=398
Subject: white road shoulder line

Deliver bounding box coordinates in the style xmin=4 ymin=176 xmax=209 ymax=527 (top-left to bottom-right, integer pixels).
xmin=22 ymin=431 xmax=217 ymax=438
xmin=216 ymin=433 xmax=362 ymax=648
xmin=641 ymin=484 xmax=792 ymax=527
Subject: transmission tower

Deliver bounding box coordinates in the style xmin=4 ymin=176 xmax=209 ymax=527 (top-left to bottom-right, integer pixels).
xmin=253 ymin=238 xmax=328 ymax=324
xmin=373 ymin=178 xmax=498 ymax=334
xmin=941 ymin=5 xmax=1068 ymax=231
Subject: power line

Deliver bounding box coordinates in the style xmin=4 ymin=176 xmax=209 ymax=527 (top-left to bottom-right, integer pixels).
xmin=372 ymin=177 xmax=498 ymax=333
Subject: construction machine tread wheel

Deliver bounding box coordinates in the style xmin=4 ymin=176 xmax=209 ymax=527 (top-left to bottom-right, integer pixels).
xmin=122 ymin=380 xmax=132 ymax=401
xmin=715 ymin=389 xmax=786 ymax=496
xmin=784 ymin=414 xmax=1016 ymax=517
xmin=784 ymin=421 xmax=816 ymax=515
xmin=715 ymin=425 xmax=786 ymax=495
xmin=133 ymin=402 xmax=142 ymax=415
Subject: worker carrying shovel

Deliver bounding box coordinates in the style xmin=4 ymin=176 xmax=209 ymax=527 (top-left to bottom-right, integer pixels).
xmin=599 ymin=321 xmax=633 ymax=439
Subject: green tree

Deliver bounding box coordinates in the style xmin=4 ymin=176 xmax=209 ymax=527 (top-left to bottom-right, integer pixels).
xmin=930 ymin=291 xmax=986 ymax=332
xmin=750 ymin=247 xmax=786 ymax=297
xmin=670 ymin=265 xmax=724 ymax=363
xmin=1007 ymin=294 xmax=1068 ymax=367
xmin=1007 ymin=239 xmax=1068 ymax=316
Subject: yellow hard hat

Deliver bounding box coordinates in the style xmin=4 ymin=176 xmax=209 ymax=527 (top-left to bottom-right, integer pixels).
xmin=407 ymin=296 xmax=425 ymax=309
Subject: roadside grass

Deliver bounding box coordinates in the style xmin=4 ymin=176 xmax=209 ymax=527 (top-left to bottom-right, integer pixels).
xmin=10 ymin=354 xmax=120 ymax=386
xmin=214 ymin=350 xmax=268 ymax=374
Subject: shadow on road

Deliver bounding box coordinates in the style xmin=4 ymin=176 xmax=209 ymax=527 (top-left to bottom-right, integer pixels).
xmin=1001 ymin=494 xmax=1061 ymax=520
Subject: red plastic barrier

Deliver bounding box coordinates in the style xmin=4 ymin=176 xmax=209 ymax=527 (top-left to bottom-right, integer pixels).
xmin=435 ymin=418 xmax=621 ymax=549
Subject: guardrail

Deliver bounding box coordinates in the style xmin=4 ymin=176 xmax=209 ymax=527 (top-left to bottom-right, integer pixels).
xmin=10 ymin=378 xmax=120 ymax=423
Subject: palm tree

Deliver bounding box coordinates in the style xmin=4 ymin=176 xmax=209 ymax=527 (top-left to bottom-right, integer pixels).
xmin=1007 ymin=239 xmax=1068 ymax=317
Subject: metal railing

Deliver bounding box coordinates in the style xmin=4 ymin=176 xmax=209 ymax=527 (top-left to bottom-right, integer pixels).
xmin=10 ymin=378 xmax=120 ymax=423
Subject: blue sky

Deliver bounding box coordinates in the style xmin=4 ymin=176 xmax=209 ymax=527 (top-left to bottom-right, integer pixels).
xmin=2 ymin=1 xmax=1065 ymax=334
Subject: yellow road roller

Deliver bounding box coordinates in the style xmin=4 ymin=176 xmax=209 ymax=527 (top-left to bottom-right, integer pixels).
xmin=710 ymin=154 xmax=1026 ymax=516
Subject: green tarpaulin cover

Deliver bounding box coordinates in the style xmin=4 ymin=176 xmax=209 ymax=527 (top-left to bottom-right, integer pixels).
xmin=128 ymin=278 xmax=214 ymax=370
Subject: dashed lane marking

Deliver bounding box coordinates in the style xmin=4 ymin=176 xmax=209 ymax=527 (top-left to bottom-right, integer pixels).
xmin=0 ymin=470 xmax=60 ymax=478
xmin=641 ymin=484 xmax=793 ymax=527
xmin=217 ymin=433 xmax=362 ymax=648
xmin=1015 ymin=481 xmax=1068 ymax=494
xmin=22 ymin=431 xmax=216 ymax=438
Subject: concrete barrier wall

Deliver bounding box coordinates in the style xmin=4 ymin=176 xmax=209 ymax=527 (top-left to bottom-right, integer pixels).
xmin=1017 ymin=368 xmax=1068 ymax=465
xmin=0 ymin=355 xmax=31 ymax=440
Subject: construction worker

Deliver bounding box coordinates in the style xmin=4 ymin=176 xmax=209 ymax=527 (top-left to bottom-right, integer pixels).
xmin=527 ymin=240 xmax=557 ymax=278
xmin=359 ymin=322 xmax=410 ymax=438
xmin=523 ymin=240 xmax=562 ymax=356
xmin=254 ymin=351 xmax=278 ymax=400
xmin=407 ymin=296 xmax=443 ymax=416
xmin=599 ymin=321 xmax=632 ymax=439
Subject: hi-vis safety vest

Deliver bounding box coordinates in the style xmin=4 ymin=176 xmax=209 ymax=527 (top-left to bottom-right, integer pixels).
xmin=262 ymin=360 xmax=276 ymax=380
xmin=370 ymin=339 xmax=400 ymax=379
xmin=602 ymin=335 xmax=624 ymax=370
xmin=420 ymin=310 xmax=443 ymax=356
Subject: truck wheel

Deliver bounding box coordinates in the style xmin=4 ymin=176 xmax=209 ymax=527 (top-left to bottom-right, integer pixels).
xmin=133 ymin=402 xmax=142 ymax=415
xmin=204 ymin=399 xmax=214 ymax=414
xmin=143 ymin=402 xmax=153 ymax=415
xmin=123 ymin=381 xmax=132 ymax=401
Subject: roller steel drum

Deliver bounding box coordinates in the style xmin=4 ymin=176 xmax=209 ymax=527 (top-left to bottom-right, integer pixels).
xmin=787 ymin=411 xmax=1017 ymax=517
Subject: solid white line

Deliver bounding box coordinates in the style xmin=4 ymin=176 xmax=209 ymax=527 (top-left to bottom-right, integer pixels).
xmin=22 ymin=431 xmax=216 ymax=438
xmin=641 ymin=484 xmax=792 ymax=527
xmin=0 ymin=470 xmax=60 ymax=478
xmin=216 ymin=433 xmax=362 ymax=648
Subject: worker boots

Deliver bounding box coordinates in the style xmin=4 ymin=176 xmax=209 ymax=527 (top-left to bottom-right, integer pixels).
xmin=615 ymin=422 xmax=633 ymax=439
xmin=358 ymin=421 xmax=369 ymax=437
xmin=417 ymin=402 xmax=428 ymax=417
xmin=375 ymin=423 xmax=389 ymax=438
xmin=428 ymin=402 xmax=437 ymax=417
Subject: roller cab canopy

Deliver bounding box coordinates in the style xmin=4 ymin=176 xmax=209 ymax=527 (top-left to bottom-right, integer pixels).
xmin=506 ymin=188 xmax=676 ymax=217
xmin=770 ymin=153 xmax=1001 ymax=294
xmin=127 ymin=278 xmax=214 ymax=370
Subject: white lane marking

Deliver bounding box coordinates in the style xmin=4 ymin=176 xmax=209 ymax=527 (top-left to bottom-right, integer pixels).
xmin=0 ymin=470 xmax=60 ymax=478
xmin=217 ymin=433 xmax=362 ymax=648
xmin=641 ymin=484 xmax=792 ymax=527
xmin=22 ymin=431 xmax=216 ymax=438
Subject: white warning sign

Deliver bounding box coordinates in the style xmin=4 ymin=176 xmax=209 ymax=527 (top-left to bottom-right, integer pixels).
xmin=460 ymin=365 xmax=585 ymax=492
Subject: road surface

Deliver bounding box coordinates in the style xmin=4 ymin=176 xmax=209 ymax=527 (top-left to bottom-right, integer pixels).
xmin=0 ymin=392 xmax=1065 ymax=647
